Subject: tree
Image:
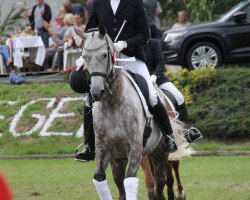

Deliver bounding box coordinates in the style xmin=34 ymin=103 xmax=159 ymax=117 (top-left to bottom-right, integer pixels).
xmin=158 ymin=0 xmax=243 ymax=25
xmin=0 ymin=5 xmax=26 ymax=42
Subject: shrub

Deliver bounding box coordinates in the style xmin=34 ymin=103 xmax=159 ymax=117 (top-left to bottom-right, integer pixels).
xmin=166 ymin=67 xmax=250 ymax=140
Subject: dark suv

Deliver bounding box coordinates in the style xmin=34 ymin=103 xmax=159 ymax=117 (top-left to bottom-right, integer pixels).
xmin=162 ymin=0 xmax=250 ymax=69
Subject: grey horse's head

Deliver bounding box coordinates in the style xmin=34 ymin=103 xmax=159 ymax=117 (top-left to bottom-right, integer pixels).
xmin=74 ymin=25 xmax=115 ymax=101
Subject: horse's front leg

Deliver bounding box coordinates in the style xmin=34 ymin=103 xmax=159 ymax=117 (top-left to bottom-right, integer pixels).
xmin=124 ymin=145 xmax=143 ymax=200
xmin=110 ymin=158 xmax=128 ymax=200
xmin=93 ymin=148 xmax=113 ymax=200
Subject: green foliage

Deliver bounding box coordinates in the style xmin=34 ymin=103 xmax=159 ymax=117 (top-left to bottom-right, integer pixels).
xmin=166 ymin=67 xmax=250 ymax=140
xmin=166 ymin=67 xmax=217 ymax=105
xmin=159 ymin=0 xmax=243 ymax=23
xmin=0 ymin=4 xmax=26 ymax=42
xmin=185 ymin=0 xmax=215 ymax=23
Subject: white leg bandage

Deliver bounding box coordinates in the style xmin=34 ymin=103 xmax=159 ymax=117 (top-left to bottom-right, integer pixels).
xmin=93 ymin=179 xmax=113 ymax=200
xmin=124 ymin=177 xmax=139 ymax=200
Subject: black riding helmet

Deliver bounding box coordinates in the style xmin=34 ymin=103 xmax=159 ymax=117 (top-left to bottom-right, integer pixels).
xmin=69 ymin=66 xmax=90 ymax=94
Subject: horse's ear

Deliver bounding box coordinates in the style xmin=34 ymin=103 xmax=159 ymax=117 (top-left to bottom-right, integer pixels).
xmin=98 ymin=24 xmax=107 ymax=38
xmin=73 ymin=25 xmax=86 ymax=40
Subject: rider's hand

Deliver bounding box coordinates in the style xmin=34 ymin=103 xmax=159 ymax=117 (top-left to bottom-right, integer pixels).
xmin=75 ymin=56 xmax=86 ymax=71
xmin=151 ymin=75 xmax=157 ymax=84
xmin=114 ymin=41 xmax=127 ymax=53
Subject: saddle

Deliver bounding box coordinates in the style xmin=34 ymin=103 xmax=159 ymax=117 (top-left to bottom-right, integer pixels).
xmin=125 ymin=70 xmax=178 ymax=120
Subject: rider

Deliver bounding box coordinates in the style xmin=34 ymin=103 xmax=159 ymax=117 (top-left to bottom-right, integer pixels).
xmin=143 ymin=38 xmax=203 ymax=143
xmin=74 ymin=0 xmax=177 ymax=162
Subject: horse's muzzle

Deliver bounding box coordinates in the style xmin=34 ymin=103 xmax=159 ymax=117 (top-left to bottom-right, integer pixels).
xmin=91 ymin=90 xmax=104 ymax=101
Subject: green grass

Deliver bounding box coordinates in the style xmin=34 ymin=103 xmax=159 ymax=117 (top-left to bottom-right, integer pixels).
xmin=1 ymin=156 xmax=250 ymax=200
xmin=192 ymin=139 xmax=250 ymax=151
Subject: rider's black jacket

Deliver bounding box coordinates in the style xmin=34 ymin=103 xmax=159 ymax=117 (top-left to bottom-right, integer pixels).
xmin=85 ymin=0 xmax=150 ymax=62
xmin=143 ymin=39 xmax=170 ymax=85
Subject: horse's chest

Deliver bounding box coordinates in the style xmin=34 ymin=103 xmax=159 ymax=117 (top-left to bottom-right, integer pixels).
xmin=93 ymin=104 xmax=143 ymax=142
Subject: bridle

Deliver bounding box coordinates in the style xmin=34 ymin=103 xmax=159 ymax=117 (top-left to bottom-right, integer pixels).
xmin=82 ymin=35 xmax=117 ymax=94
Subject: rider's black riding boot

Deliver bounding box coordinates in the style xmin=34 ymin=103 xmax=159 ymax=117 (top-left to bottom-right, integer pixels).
xmin=177 ymin=103 xmax=203 ymax=143
xmin=75 ymin=106 xmax=95 ymax=162
xmin=151 ymin=97 xmax=177 ymax=153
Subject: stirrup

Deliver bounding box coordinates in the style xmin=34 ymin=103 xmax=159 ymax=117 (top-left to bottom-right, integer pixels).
xmin=75 ymin=143 xmax=84 ymax=155
xmin=184 ymin=127 xmax=203 ymax=143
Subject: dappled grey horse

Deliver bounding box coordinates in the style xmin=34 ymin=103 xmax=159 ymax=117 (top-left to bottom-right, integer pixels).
xmin=75 ymin=26 xmax=188 ymax=200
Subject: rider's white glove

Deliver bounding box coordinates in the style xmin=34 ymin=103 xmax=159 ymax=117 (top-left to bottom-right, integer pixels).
xmin=151 ymin=75 xmax=157 ymax=84
xmin=114 ymin=41 xmax=127 ymax=53
xmin=75 ymin=56 xmax=86 ymax=71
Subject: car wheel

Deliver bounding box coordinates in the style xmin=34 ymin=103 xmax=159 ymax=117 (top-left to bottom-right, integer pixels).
xmin=186 ymin=42 xmax=222 ymax=70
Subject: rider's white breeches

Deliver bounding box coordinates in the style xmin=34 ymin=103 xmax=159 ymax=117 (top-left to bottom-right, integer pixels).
xmin=117 ymin=58 xmax=158 ymax=107
xmin=159 ymin=82 xmax=184 ymax=105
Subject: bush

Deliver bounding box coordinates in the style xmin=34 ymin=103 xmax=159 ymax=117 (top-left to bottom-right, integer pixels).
xmin=166 ymin=67 xmax=250 ymax=140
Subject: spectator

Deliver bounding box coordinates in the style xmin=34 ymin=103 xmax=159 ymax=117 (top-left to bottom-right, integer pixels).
xmin=52 ymin=13 xmax=84 ymax=71
xmin=172 ymin=11 xmax=191 ymax=30
xmin=143 ymin=0 xmax=159 ymax=39
xmin=64 ymin=13 xmax=85 ymax=49
xmin=28 ymin=0 xmax=52 ymax=48
xmin=42 ymin=13 xmax=68 ymax=71
xmin=61 ymin=0 xmax=85 ymax=17
xmin=0 ymin=45 xmax=12 ymax=72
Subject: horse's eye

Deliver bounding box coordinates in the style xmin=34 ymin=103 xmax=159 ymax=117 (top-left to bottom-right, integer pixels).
xmin=103 ymin=53 xmax=108 ymax=59
xmin=83 ymin=55 xmax=90 ymax=62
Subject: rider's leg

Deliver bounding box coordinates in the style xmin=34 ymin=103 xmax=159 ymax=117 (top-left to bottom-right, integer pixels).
xmin=159 ymin=82 xmax=202 ymax=143
xmin=75 ymin=105 xmax=95 ymax=162
xmin=118 ymin=58 xmax=177 ymax=152
xmin=159 ymin=82 xmax=187 ymax=121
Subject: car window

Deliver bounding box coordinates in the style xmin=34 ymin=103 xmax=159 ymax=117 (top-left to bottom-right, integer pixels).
xmin=218 ymin=1 xmax=245 ymax=22
xmin=241 ymin=5 xmax=250 ymax=21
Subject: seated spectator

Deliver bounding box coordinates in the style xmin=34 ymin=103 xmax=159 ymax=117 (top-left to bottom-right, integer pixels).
xmin=42 ymin=13 xmax=73 ymax=71
xmin=0 ymin=45 xmax=13 ymax=72
xmin=172 ymin=11 xmax=191 ymax=30
xmin=48 ymin=13 xmax=76 ymax=71
xmin=64 ymin=13 xmax=85 ymax=49
xmin=53 ymin=13 xmax=85 ymax=71
xmin=61 ymin=0 xmax=85 ymax=17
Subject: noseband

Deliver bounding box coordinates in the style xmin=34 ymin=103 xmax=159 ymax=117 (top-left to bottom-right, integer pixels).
xmin=83 ymin=36 xmax=115 ymax=94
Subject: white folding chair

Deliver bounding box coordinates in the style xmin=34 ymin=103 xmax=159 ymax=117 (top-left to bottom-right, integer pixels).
xmin=63 ymin=43 xmax=82 ymax=70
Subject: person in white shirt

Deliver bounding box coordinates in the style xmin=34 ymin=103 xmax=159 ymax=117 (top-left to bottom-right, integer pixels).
xmin=172 ymin=11 xmax=191 ymax=30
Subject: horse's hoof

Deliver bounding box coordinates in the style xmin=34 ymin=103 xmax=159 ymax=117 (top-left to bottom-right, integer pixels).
xmin=175 ymin=190 xmax=186 ymax=200
xmin=167 ymin=190 xmax=175 ymax=200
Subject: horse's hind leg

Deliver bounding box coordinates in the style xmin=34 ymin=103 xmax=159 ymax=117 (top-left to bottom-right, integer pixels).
xmin=93 ymin=149 xmax=112 ymax=200
xmin=166 ymin=161 xmax=175 ymax=200
xmin=110 ymin=158 xmax=127 ymax=200
xmin=173 ymin=161 xmax=186 ymax=200
xmin=150 ymin=146 xmax=168 ymax=200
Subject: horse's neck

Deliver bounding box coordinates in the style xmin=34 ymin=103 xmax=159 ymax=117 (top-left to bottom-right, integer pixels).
xmin=102 ymin=68 xmax=125 ymax=105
